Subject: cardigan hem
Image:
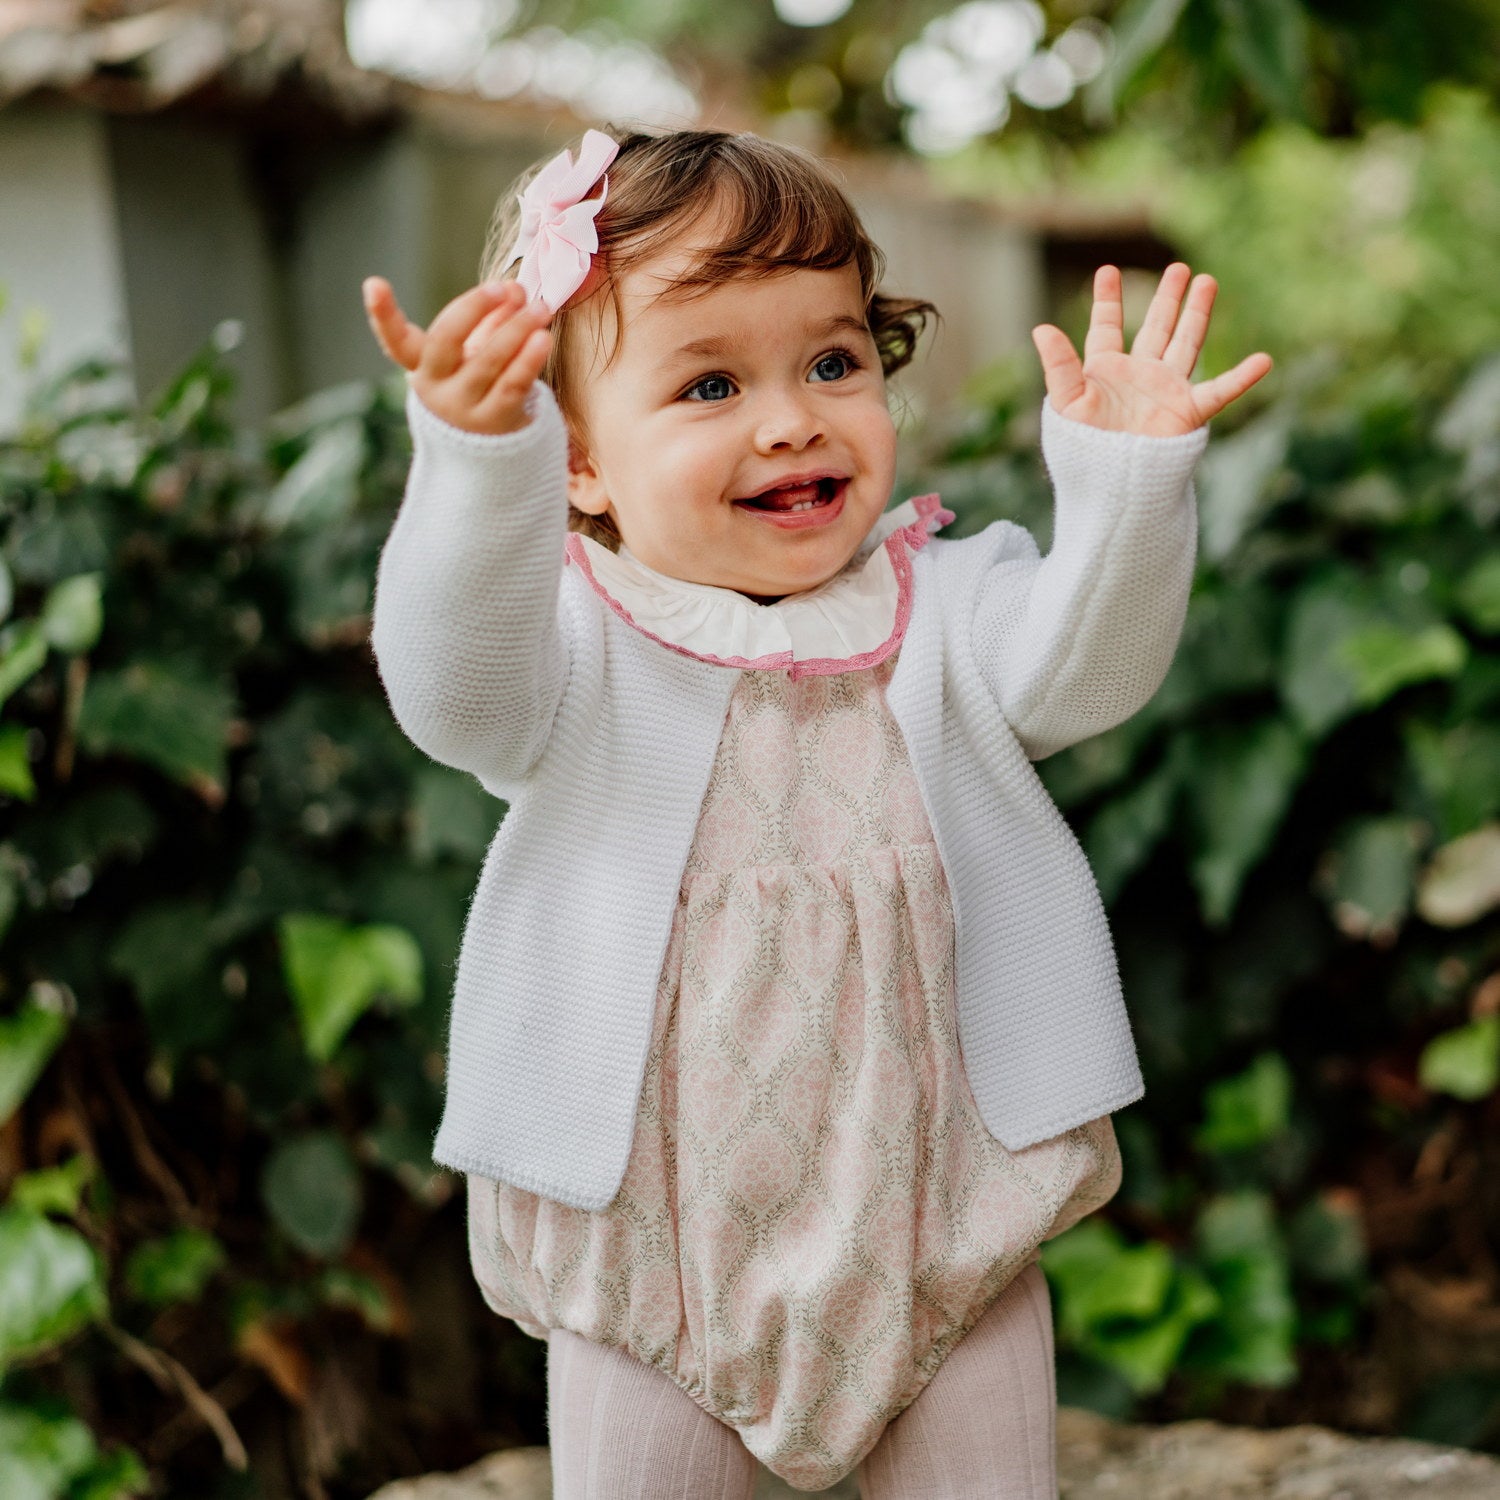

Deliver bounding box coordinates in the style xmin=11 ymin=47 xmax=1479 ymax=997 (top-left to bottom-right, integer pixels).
xmin=438 ymin=1143 xmax=622 ymax=1213
xmin=982 ymin=1079 xmax=1145 ymax=1153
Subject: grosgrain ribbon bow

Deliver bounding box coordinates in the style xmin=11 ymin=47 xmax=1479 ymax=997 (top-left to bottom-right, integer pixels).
xmin=501 ymin=129 xmax=620 ymax=312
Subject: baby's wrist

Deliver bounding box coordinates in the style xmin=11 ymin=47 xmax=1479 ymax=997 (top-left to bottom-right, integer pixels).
xmin=405 ymin=380 xmax=557 ymax=453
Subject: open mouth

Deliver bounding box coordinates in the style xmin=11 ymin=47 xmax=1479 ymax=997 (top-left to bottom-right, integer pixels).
xmin=733 ymin=477 xmax=846 ymax=514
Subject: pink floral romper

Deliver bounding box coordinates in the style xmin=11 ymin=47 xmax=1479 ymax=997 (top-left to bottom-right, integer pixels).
xmin=466 ymin=639 xmax=1122 ymax=1491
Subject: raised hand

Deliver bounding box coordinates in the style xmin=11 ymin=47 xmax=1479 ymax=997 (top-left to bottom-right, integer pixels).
xmin=362 ymin=276 xmax=553 ymax=436
xmin=1030 ymin=264 xmax=1272 ymax=436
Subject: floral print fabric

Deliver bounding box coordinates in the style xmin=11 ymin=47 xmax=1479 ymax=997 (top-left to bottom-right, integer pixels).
xmin=466 ymin=652 xmax=1121 ymax=1490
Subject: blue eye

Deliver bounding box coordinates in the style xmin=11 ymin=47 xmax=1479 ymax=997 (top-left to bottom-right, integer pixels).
xmin=811 ymin=349 xmax=858 ymax=382
xmin=685 ymin=374 xmax=735 ymax=402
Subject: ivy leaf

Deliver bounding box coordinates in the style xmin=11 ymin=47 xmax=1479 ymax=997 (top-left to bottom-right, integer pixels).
xmin=1315 ymin=815 xmax=1423 ymax=942
xmin=77 ymin=660 xmax=235 ymax=797
xmin=1182 ymin=718 xmax=1309 ymax=927
xmin=1402 ymin=719 xmax=1500 ymax=844
xmin=1212 ymin=0 xmax=1312 ymax=121
xmin=7 ymin=1157 xmax=94 ymax=1219
xmin=0 ymin=1206 xmax=108 ymax=1366
xmin=279 ymin=914 xmax=423 ymax=1062
xmin=1339 ymin=622 xmax=1467 ymax=709
xmin=1041 ymin=1219 xmax=1175 ymax=1342
xmin=1192 ymin=400 xmax=1295 ymax=561
xmin=1084 ymin=750 xmax=1183 ymax=904
xmin=0 ymin=725 xmax=36 ymax=802
xmin=0 ymin=989 xmax=70 ymax=1128
xmin=1418 ymin=1015 xmax=1500 ymax=1101
xmin=261 ymin=1131 xmax=361 ymax=1260
xmin=408 ymin=766 xmax=498 ymax=864
xmin=1191 ymin=1190 xmax=1298 ymax=1386
xmin=1195 ymin=1052 xmax=1293 ymax=1155
xmin=1280 ymin=574 xmax=1383 ymax=738
xmin=261 ymin=419 xmax=366 ymax=533
xmin=123 ymin=1229 xmax=227 ymax=1307
xmin=0 ymin=622 xmax=47 ymax=710
xmin=39 ymin=574 xmax=103 ymax=654
xmin=1415 ymin=822 xmax=1500 ymax=927
xmin=0 ymin=1400 xmax=103 ymax=1500
xmin=1455 ymin=552 xmax=1500 ymax=634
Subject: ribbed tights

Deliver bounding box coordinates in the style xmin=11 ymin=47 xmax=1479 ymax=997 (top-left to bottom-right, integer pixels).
xmin=545 ymin=1260 xmax=1057 ymax=1499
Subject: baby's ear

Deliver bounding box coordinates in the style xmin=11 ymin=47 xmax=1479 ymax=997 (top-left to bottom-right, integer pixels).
xmin=565 ymin=434 xmax=609 ymax=517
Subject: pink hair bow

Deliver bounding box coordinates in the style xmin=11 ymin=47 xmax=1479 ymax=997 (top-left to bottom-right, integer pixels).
xmin=501 ymin=129 xmax=620 ymax=312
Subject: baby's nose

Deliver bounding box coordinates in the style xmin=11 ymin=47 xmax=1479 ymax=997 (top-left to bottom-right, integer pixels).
xmin=755 ymin=390 xmax=824 ymax=450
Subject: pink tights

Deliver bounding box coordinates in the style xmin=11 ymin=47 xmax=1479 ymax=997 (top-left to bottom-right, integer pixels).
xmin=545 ymin=1260 xmax=1058 ymax=1499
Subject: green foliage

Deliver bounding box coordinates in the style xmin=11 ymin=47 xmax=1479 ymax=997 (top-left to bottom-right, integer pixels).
xmin=0 ymin=335 xmax=493 ymax=1487
xmin=922 ymin=131 xmax=1499 ymax=1406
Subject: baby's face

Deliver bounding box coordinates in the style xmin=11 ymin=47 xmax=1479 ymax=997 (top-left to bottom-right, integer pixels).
xmin=565 ymin=247 xmax=898 ymax=603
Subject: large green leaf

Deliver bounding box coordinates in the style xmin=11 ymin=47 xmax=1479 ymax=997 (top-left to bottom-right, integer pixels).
xmin=1192 ymin=400 xmax=1295 ymax=561
xmin=1182 ymin=718 xmax=1310 ymax=926
xmin=77 ymin=661 xmax=235 ymax=794
xmin=1212 ymin=0 xmax=1311 ymax=121
xmin=260 ymin=417 xmax=367 ymax=532
xmin=279 ymin=914 xmax=423 ymax=1062
xmin=1042 ymin=1219 xmax=1220 ymax=1394
xmin=0 ymin=1207 xmax=107 ymax=1366
xmin=1084 ymin=751 xmax=1182 ymax=904
xmin=261 ymin=1131 xmax=361 ymax=1260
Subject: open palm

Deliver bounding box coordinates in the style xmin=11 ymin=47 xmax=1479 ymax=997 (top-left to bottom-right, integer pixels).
xmin=1031 ymin=263 xmax=1273 ymax=436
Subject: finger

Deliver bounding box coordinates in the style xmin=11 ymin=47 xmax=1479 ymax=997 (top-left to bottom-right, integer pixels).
xmin=471 ymin=328 xmax=554 ymax=432
xmin=422 ymin=280 xmax=526 ymax=379
xmin=455 ymin=301 xmax=555 ymax=401
xmin=362 ymin=277 xmax=424 ymax=371
xmin=1130 ymin=262 xmax=1192 ymax=361
xmin=1190 ymin=352 xmax=1274 ymax=423
xmin=1082 ymin=266 xmax=1125 ymax=361
xmin=1031 ymin=324 xmax=1086 ymax=410
xmin=1161 ymin=274 xmax=1216 ymax=379
xmin=464 ymin=302 xmax=514 ymax=360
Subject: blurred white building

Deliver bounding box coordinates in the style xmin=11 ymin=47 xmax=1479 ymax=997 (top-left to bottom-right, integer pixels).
xmin=0 ymin=0 xmax=1170 ymax=433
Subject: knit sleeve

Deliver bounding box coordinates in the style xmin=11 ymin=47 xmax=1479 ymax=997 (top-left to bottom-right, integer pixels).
xmin=370 ymin=379 xmax=571 ymax=785
xmin=970 ymin=397 xmax=1210 ymax=761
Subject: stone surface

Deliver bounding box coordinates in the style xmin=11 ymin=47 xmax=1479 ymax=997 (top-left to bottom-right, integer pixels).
xmin=365 ymin=1407 xmax=1500 ymax=1499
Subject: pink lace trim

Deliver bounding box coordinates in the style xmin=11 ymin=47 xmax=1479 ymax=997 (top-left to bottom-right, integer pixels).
xmin=563 ymin=494 xmax=955 ymax=679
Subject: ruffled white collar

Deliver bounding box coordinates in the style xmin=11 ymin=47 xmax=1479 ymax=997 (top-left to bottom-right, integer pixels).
xmin=562 ymin=494 xmax=953 ymax=678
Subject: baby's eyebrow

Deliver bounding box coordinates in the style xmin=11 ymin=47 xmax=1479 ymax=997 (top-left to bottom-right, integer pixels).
xmin=668 ymin=313 xmax=871 ymax=363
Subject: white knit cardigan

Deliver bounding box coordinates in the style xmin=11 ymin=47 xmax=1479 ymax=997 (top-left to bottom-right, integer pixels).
xmin=371 ymin=380 xmax=1209 ymax=1211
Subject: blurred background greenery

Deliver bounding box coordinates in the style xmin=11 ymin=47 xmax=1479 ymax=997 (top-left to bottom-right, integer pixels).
xmin=1 ymin=2 xmax=1498 ymax=1497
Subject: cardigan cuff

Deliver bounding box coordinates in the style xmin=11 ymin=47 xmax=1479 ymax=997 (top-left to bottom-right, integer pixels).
xmin=1040 ymin=396 xmax=1209 ymax=500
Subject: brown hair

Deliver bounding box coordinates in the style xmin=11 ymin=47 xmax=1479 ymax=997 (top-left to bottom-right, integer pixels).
xmin=479 ymin=128 xmax=940 ymax=550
